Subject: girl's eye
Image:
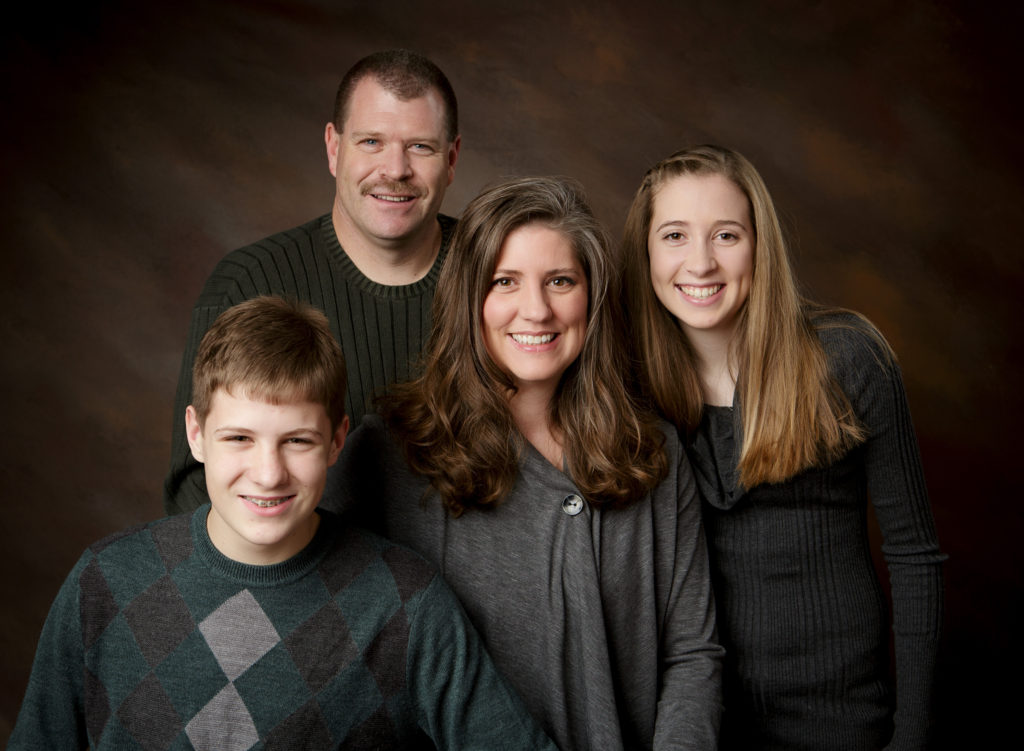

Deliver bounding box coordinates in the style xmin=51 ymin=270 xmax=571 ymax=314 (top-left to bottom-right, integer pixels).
xmin=717 ymin=232 xmax=736 ymax=241
xmin=664 ymin=232 xmax=683 ymax=241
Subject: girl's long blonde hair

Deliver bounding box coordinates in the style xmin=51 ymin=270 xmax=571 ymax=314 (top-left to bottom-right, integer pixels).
xmin=623 ymin=145 xmax=872 ymax=487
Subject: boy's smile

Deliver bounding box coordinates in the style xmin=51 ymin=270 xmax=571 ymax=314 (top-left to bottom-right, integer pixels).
xmin=186 ymin=388 xmax=347 ymax=565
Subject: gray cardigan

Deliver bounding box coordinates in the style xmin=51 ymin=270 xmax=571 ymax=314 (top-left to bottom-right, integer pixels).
xmin=325 ymin=416 xmax=723 ymax=751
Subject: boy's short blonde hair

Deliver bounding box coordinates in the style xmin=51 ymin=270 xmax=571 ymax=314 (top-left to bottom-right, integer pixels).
xmin=191 ymin=296 xmax=347 ymax=429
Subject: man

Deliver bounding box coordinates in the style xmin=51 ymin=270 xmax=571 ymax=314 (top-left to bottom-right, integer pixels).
xmin=165 ymin=49 xmax=461 ymax=514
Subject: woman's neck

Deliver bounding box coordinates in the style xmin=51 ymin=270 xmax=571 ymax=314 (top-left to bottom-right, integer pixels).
xmin=508 ymin=386 xmax=563 ymax=468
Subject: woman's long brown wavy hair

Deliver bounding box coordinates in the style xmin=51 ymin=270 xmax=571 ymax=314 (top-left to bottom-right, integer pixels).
xmin=623 ymin=145 xmax=876 ymax=488
xmin=384 ymin=175 xmax=668 ymax=515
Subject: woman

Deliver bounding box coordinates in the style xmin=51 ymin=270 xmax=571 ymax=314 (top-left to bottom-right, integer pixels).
xmin=329 ymin=176 xmax=722 ymax=750
xmin=622 ymin=145 xmax=945 ymax=751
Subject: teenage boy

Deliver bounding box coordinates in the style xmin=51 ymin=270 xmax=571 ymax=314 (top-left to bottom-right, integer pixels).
xmin=10 ymin=296 xmax=555 ymax=750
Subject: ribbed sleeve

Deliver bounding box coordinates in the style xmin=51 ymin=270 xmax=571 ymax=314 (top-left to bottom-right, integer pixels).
xmin=689 ymin=312 xmax=945 ymax=751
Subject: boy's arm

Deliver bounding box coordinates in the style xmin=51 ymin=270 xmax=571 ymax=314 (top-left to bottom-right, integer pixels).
xmin=407 ymin=575 xmax=558 ymax=751
xmin=9 ymin=554 xmax=91 ymax=749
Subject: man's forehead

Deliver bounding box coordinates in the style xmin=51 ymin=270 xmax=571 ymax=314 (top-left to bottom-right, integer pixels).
xmin=343 ymin=77 xmax=448 ymax=134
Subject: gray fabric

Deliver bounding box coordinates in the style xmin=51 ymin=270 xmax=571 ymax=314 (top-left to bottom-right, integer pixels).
xmin=688 ymin=312 xmax=945 ymax=751
xmin=327 ymin=415 xmax=723 ymax=751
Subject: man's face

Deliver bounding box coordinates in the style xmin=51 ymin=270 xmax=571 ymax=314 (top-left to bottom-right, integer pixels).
xmin=325 ymin=76 xmax=460 ymax=250
xmin=186 ymin=388 xmax=347 ymax=566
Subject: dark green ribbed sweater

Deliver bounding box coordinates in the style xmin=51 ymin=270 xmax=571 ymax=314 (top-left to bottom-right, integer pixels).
xmin=10 ymin=507 xmax=556 ymax=750
xmin=164 ymin=214 xmax=455 ymax=515
xmin=688 ymin=313 xmax=945 ymax=751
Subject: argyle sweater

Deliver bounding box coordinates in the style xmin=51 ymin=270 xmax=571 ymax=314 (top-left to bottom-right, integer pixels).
xmin=164 ymin=213 xmax=455 ymax=516
xmin=10 ymin=507 xmax=556 ymax=750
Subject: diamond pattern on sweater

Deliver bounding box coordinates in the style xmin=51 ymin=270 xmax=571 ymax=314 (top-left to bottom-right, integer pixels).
xmin=184 ymin=683 xmax=259 ymax=751
xmin=83 ymin=666 xmax=110 ymax=742
xmin=285 ymin=600 xmax=358 ymax=692
xmin=150 ymin=515 xmax=193 ymax=571
xmin=124 ymin=575 xmax=195 ymax=668
xmin=117 ymin=672 xmax=182 ymax=751
xmin=80 ymin=556 xmax=118 ymax=650
xmin=263 ymin=697 xmax=333 ymax=749
xmin=199 ymin=589 xmax=280 ymax=681
xmin=318 ymin=525 xmax=380 ymax=595
xmin=364 ymin=608 xmax=410 ymax=700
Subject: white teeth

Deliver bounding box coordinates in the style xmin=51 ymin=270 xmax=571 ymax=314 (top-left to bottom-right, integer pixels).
xmin=511 ymin=333 xmax=555 ymax=345
xmin=374 ymin=194 xmax=412 ymax=202
xmin=244 ymin=496 xmax=288 ymax=508
xmin=678 ymin=284 xmax=722 ymax=299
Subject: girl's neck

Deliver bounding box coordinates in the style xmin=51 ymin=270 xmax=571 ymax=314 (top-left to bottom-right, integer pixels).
xmin=685 ymin=327 xmax=738 ymax=407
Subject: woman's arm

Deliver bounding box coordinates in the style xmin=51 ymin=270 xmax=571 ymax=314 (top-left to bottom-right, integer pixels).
xmin=653 ymin=434 xmax=724 ymax=749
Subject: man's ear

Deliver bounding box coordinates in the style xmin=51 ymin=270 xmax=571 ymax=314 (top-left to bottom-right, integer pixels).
xmin=185 ymin=405 xmax=206 ymax=464
xmin=446 ymin=134 xmax=461 ymax=185
xmin=326 ymin=415 xmax=349 ymax=467
xmin=325 ymin=122 xmax=340 ymax=177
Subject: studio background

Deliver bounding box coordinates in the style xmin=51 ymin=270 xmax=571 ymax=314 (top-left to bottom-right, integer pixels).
xmin=2 ymin=0 xmax=1019 ymax=746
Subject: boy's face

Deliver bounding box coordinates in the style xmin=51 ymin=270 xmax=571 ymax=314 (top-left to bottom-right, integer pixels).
xmin=185 ymin=388 xmax=347 ymax=565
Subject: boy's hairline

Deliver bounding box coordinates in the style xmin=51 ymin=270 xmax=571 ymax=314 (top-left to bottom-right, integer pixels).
xmin=189 ymin=382 xmax=344 ymax=431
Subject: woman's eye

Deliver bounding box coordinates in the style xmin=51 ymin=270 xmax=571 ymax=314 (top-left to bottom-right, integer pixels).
xmin=549 ymin=277 xmax=574 ymax=288
xmin=664 ymin=232 xmax=683 ymax=241
xmin=492 ymin=277 xmax=513 ymax=287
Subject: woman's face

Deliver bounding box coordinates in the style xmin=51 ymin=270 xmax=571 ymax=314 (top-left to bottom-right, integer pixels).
xmin=482 ymin=223 xmax=588 ymax=400
xmin=647 ymin=173 xmax=754 ymax=342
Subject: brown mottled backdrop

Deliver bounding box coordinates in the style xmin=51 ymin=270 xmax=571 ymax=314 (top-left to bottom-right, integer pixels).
xmin=2 ymin=0 xmax=1019 ymax=745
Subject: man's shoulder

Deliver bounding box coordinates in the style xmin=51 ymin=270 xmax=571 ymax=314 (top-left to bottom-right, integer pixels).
xmin=224 ymin=214 xmax=331 ymax=262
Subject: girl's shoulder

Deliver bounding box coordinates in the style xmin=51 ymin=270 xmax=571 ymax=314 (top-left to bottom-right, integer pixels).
xmin=808 ymin=307 xmax=895 ymax=369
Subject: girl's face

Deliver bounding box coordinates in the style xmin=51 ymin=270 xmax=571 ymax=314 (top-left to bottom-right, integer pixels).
xmin=647 ymin=173 xmax=754 ymax=342
xmin=481 ymin=223 xmax=588 ymax=400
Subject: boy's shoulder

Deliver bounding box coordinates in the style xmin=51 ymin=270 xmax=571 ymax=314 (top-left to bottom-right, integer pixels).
xmin=317 ymin=517 xmax=439 ymax=607
xmin=83 ymin=512 xmax=195 ymax=574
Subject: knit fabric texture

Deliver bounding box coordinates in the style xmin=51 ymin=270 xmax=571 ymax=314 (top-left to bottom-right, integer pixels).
xmin=164 ymin=213 xmax=455 ymax=515
xmin=329 ymin=416 xmax=724 ymax=751
xmin=10 ymin=507 xmax=556 ymax=750
xmin=688 ymin=312 xmax=945 ymax=751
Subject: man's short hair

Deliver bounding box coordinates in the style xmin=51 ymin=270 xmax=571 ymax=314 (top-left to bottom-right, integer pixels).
xmin=332 ymin=49 xmax=458 ymax=141
xmin=191 ymin=296 xmax=347 ymax=429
